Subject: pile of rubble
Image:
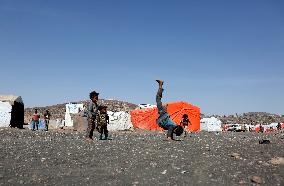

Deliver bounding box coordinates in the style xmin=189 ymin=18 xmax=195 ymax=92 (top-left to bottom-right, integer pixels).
xmin=24 ymin=99 xmax=138 ymax=123
xmin=208 ymin=112 xmax=284 ymax=125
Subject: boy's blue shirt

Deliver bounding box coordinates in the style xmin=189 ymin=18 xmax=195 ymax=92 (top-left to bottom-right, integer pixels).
xmin=157 ymin=112 xmax=177 ymax=129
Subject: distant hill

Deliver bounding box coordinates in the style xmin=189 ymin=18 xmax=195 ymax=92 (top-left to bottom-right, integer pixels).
xmin=24 ymin=99 xmax=138 ymax=123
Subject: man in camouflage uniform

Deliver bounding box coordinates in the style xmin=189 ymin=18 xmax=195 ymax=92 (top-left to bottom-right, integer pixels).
xmin=86 ymin=90 xmax=99 ymax=141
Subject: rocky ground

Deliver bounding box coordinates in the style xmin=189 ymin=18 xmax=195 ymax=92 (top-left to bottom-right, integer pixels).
xmin=0 ymin=128 xmax=283 ymax=186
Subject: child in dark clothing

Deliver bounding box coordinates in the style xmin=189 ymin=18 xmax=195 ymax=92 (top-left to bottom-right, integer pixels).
xmin=43 ymin=110 xmax=51 ymax=131
xmin=97 ymin=106 xmax=109 ymax=140
xmin=156 ymin=80 xmax=183 ymax=140
xmin=180 ymin=114 xmax=191 ymax=137
xmin=86 ymin=90 xmax=99 ymax=141
xmin=277 ymin=123 xmax=282 ymax=131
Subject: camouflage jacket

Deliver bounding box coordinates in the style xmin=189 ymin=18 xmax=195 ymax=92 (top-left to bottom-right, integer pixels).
xmin=97 ymin=113 xmax=109 ymax=127
xmin=87 ymin=101 xmax=98 ymax=119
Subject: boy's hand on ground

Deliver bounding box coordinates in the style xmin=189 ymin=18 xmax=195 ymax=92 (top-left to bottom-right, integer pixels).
xmin=164 ymin=137 xmax=174 ymax=141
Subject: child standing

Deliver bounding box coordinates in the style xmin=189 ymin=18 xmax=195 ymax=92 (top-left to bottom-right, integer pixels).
xmin=86 ymin=90 xmax=99 ymax=141
xmin=43 ymin=110 xmax=51 ymax=131
xmin=180 ymin=114 xmax=191 ymax=137
xmin=97 ymin=106 xmax=109 ymax=140
xmin=32 ymin=109 xmax=40 ymax=131
xmin=155 ymin=80 xmax=184 ymax=140
xmin=277 ymin=123 xmax=282 ymax=131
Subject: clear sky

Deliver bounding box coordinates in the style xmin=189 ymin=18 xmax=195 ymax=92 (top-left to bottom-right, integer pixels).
xmin=0 ymin=0 xmax=283 ymax=115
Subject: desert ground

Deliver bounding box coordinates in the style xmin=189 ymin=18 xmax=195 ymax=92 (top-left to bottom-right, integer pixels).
xmin=0 ymin=128 xmax=283 ymax=186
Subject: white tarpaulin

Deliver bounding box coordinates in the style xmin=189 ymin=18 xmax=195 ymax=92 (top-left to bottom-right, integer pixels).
xmin=0 ymin=101 xmax=12 ymax=127
xmin=65 ymin=112 xmax=73 ymax=127
xmin=64 ymin=103 xmax=133 ymax=130
xmin=65 ymin=103 xmax=84 ymax=127
xmin=268 ymin=123 xmax=279 ymax=128
xmin=108 ymin=111 xmax=133 ymax=131
xmin=200 ymin=117 xmax=222 ymax=132
xmin=66 ymin=103 xmax=84 ymax=114
xmin=256 ymin=123 xmax=279 ymax=132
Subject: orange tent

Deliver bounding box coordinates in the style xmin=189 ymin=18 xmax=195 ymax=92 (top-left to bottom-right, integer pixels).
xmin=131 ymin=101 xmax=200 ymax=132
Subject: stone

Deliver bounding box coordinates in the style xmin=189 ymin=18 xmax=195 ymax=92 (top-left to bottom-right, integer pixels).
xmin=269 ymin=157 xmax=284 ymax=165
xmin=250 ymin=176 xmax=263 ymax=184
xmin=259 ymin=139 xmax=270 ymax=144
xmin=230 ymin=153 xmax=241 ymax=159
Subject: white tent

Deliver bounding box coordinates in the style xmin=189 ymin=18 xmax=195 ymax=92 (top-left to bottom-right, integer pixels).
xmin=72 ymin=110 xmax=133 ymax=131
xmin=0 ymin=102 xmax=12 ymax=127
xmin=108 ymin=111 xmax=133 ymax=131
xmin=258 ymin=123 xmax=279 ymax=131
xmin=66 ymin=103 xmax=84 ymax=114
xmin=268 ymin=123 xmax=279 ymax=128
xmin=65 ymin=103 xmax=84 ymax=127
xmin=138 ymin=104 xmax=157 ymax=109
xmin=200 ymin=117 xmax=222 ymax=132
xmin=0 ymin=95 xmax=24 ymax=128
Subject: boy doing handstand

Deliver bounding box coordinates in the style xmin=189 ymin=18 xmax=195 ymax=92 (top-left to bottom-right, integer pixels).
xmin=156 ymin=80 xmax=183 ymax=140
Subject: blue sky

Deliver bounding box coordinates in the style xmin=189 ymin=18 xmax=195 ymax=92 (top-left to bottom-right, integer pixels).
xmin=0 ymin=0 xmax=283 ymax=115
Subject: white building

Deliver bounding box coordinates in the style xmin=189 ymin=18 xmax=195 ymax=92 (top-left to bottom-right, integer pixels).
xmin=0 ymin=95 xmax=24 ymax=128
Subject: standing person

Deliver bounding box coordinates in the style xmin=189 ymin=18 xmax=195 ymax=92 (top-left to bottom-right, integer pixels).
xmin=86 ymin=90 xmax=99 ymax=141
xmin=155 ymin=80 xmax=184 ymax=140
xmin=180 ymin=114 xmax=191 ymax=137
xmin=43 ymin=110 xmax=51 ymax=131
xmin=277 ymin=122 xmax=282 ymax=131
xmin=32 ymin=109 xmax=40 ymax=131
xmin=259 ymin=124 xmax=264 ymax=133
xmin=97 ymin=106 xmax=109 ymax=140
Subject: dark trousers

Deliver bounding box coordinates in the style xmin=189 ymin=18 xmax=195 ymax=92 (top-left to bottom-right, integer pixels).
xmin=156 ymin=87 xmax=175 ymax=138
xmin=45 ymin=119 xmax=49 ymax=131
xmin=156 ymin=87 xmax=167 ymax=115
xmin=86 ymin=118 xmax=96 ymax=139
xmin=32 ymin=120 xmax=39 ymax=130
xmin=98 ymin=125 xmax=108 ymax=139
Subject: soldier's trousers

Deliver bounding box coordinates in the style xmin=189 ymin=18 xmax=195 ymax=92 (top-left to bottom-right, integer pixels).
xmin=86 ymin=118 xmax=96 ymax=139
xmin=98 ymin=125 xmax=108 ymax=139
